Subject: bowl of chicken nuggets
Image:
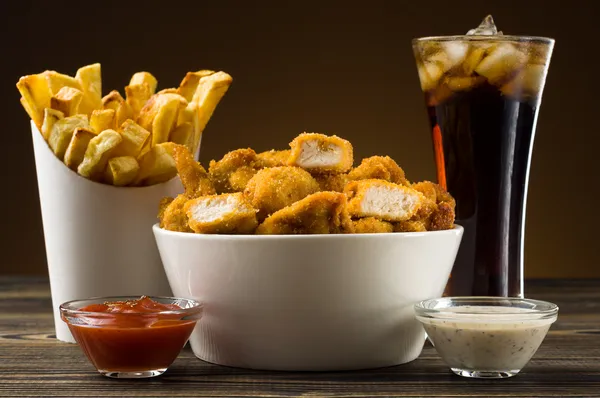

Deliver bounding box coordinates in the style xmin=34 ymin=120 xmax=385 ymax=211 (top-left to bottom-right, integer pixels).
xmin=154 ymin=132 xmax=463 ymax=371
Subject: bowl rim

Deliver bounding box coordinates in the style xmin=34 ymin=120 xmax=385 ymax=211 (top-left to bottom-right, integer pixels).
xmin=415 ymin=296 xmax=559 ymax=323
xmin=59 ymin=295 xmax=203 ymax=319
xmin=152 ymin=223 xmax=464 ymax=240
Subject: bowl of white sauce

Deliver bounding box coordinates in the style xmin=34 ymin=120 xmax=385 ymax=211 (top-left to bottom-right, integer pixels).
xmin=415 ymin=297 xmax=558 ymax=379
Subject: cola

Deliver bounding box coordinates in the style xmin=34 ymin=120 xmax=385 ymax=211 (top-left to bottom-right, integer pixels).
xmin=413 ymin=20 xmax=554 ymax=297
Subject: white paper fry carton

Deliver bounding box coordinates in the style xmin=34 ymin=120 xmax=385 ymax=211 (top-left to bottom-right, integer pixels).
xmin=30 ymin=121 xmax=183 ymax=343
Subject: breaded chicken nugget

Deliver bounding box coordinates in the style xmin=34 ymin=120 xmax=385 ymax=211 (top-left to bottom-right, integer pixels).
xmin=256 ymin=192 xmax=354 ymax=235
xmin=394 ymin=220 xmax=428 ymax=233
xmin=160 ymin=194 xmax=193 ymax=232
xmin=208 ymin=148 xmax=259 ymax=193
xmin=184 ymin=192 xmax=258 ymax=234
xmin=313 ymin=173 xmax=348 ymax=193
xmin=353 ymin=217 xmax=394 ymax=233
xmin=347 ymin=156 xmax=409 ymax=186
xmin=171 ymin=144 xmax=215 ymax=198
xmin=244 ymin=166 xmax=320 ymax=221
xmin=428 ymin=201 xmax=455 ymax=231
xmin=256 ymin=149 xmax=291 ymax=168
xmin=345 ymin=179 xmax=424 ymax=222
xmin=412 ymin=180 xmax=456 ymax=210
xmin=288 ymin=133 xmax=353 ymax=173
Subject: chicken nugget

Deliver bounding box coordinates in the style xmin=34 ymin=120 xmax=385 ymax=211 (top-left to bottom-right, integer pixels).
xmin=288 ymin=133 xmax=353 ymax=173
xmin=184 ymin=193 xmax=258 ymax=234
xmin=345 ymin=179 xmax=424 ymax=222
xmin=353 ymin=217 xmax=394 ymax=233
xmin=256 ymin=192 xmax=354 ymax=235
xmin=171 ymin=144 xmax=215 ymax=198
xmin=413 ymin=180 xmax=456 ymax=209
xmin=244 ymin=166 xmax=320 ymax=221
xmin=208 ymin=148 xmax=259 ymax=193
xmin=394 ymin=220 xmax=428 ymax=233
xmin=256 ymin=149 xmax=291 ymax=168
xmin=313 ymin=173 xmax=348 ymax=193
xmin=347 ymin=156 xmax=409 ymax=185
xmin=160 ymin=194 xmax=193 ymax=232
xmin=428 ymin=201 xmax=455 ymax=231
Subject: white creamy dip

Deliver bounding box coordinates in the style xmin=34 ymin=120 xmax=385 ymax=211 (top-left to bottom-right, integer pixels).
xmin=418 ymin=306 xmax=556 ymax=373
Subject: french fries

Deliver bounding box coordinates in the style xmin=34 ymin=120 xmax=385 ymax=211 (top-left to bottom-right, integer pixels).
xmin=77 ymin=129 xmax=122 ymax=179
xmin=50 ymin=86 xmax=83 ymax=117
xmin=90 ymin=109 xmax=115 ymax=133
xmin=64 ymin=128 xmax=96 ymax=170
xmin=105 ymin=156 xmax=140 ymax=186
xmin=17 ymin=63 xmax=232 ymax=186
xmin=48 ymin=115 xmax=89 ymax=160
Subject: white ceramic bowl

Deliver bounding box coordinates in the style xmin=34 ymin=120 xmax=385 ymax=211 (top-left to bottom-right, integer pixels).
xmin=153 ymin=224 xmax=463 ymax=371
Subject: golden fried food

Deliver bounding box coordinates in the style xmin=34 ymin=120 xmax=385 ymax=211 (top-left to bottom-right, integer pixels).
xmin=353 ymin=217 xmax=394 ymax=233
xmin=345 ymin=179 xmax=424 ymax=222
xmin=244 ymin=166 xmax=320 ymax=221
xmin=256 ymin=149 xmax=291 ymax=168
xmin=171 ymin=144 xmax=215 ymax=198
xmin=429 ymin=201 xmax=455 ymax=231
xmin=184 ymin=193 xmax=258 ymax=234
xmin=256 ymin=192 xmax=354 ymax=235
xmin=288 ymin=133 xmax=353 ymax=173
xmin=348 ymin=156 xmax=409 ymax=185
xmin=17 ymin=64 xmax=231 ymax=187
xmin=413 ymin=180 xmax=456 ymax=208
xmin=394 ymin=220 xmax=428 ymax=233
xmin=313 ymin=173 xmax=348 ymax=193
xmin=208 ymin=148 xmax=259 ymax=193
xmin=160 ymin=194 xmax=193 ymax=232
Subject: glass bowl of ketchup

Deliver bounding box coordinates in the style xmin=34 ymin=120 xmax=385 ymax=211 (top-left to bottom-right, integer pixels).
xmin=60 ymin=296 xmax=202 ymax=378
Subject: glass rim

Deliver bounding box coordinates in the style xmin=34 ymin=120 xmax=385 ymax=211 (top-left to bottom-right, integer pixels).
xmin=59 ymin=295 xmax=203 ymax=318
xmin=413 ymin=35 xmax=555 ymax=44
xmin=414 ymin=296 xmax=559 ymax=322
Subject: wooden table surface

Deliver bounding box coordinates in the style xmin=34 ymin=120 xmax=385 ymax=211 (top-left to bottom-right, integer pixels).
xmin=1 ymin=277 xmax=599 ymax=397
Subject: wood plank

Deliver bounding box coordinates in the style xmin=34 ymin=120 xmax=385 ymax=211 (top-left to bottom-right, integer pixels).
xmin=0 ymin=277 xmax=599 ymax=397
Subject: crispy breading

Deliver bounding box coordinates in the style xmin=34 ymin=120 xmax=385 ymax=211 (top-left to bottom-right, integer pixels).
xmin=428 ymin=201 xmax=455 ymax=231
xmin=347 ymin=156 xmax=409 ymax=185
xmin=394 ymin=220 xmax=428 ymax=232
xmin=256 ymin=149 xmax=291 ymax=168
xmin=313 ymin=173 xmax=348 ymax=193
xmin=345 ymin=179 xmax=424 ymax=222
xmin=288 ymin=133 xmax=353 ymax=173
xmin=160 ymin=194 xmax=193 ymax=232
xmin=184 ymin=193 xmax=258 ymax=234
xmin=171 ymin=144 xmax=215 ymax=198
xmin=244 ymin=166 xmax=320 ymax=221
xmin=208 ymin=148 xmax=259 ymax=193
xmin=353 ymin=217 xmax=394 ymax=233
xmin=256 ymin=192 xmax=354 ymax=235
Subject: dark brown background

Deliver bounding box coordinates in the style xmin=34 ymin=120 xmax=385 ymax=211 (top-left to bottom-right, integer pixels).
xmin=0 ymin=0 xmax=596 ymax=278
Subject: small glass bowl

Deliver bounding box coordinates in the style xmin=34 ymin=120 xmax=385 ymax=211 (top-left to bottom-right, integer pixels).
xmin=415 ymin=297 xmax=558 ymax=379
xmin=60 ymin=296 xmax=202 ymax=379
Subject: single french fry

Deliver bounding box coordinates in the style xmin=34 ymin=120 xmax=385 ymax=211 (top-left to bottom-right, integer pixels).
xmin=75 ymin=63 xmax=102 ymax=115
xmin=113 ymin=119 xmax=150 ymax=157
xmin=104 ymin=156 xmax=139 ymax=186
xmin=64 ymin=127 xmax=96 ymax=170
xmin=125 ymin=83 xmax=152 ymax=119
xmin=134 ymin=142 xmax=177 ymax=186
xmin=50 ymin=86 xmax=83 ymax=117
xmin=16 ymin=74 xmax=52 ymax=127
xmin=177 ymin=70 xmax=215 ymax=102
xmin=90 ymin=109 xmax=115 ymax=133
xmin=151 ymin=97 xmax=179 ymax=146
xmin=102 ymin=90 xmax=133 ymax=128
xmin=77 ymin=129 xmax=123 ymax=180
xmin=41 ymin=108 xmax=64 ymax=141
xmin=129 ymin=72 xmax=157 ymax=93
xmin=190 ymin=71 xmax=232 ymax=152
xmin=169 ymin=121 xmax=194 ymax=152
xmin=48 ymin=114 xmax=89 ymax=160
xmin=43 ymin=70 xmax=81 ymax=95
